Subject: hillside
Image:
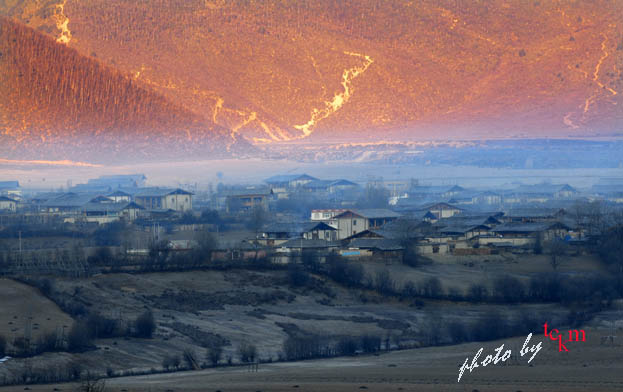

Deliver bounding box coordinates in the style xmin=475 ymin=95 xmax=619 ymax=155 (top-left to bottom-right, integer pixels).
xmin=0 ymin=17 xmax=247 ymax=162
xmin=0 ymin=0 xmax=622 ymax=163
xmin=3 ymin=0 xmax=622 ymax=146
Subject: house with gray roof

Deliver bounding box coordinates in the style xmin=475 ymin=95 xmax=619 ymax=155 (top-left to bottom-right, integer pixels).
xmin=333 ymin=209 xmax=401 ymax=239
xmin=81 ymin=201 xmax=144 ymax=223
xmin=0 ymin=196 xmax=17 ymax=213
xmin=264 ymin=174 xmax=317 ymax=188
xmin=134 ymin=188 xmax=193 ymax=212
xmin=0 ymin=181 xmax=21 ymax=200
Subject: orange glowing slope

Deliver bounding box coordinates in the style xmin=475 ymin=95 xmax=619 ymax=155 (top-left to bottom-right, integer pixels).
xmin=2 ymin=0 xmax=623 ymax=152
xmin=0 ymin=17 xmax=246 ymax=161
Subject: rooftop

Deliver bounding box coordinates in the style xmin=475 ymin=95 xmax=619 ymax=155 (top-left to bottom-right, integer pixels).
xmin=337 ymin=209 xmax=401 ymax=219
xmin=134 ymin=188 xmax=193 ymax=197
xmin=348 ymin=238 xmax=403 ymax=251
xmin=0 ymin=181 xmax=19 ymax=189
xmin=264 ymin=174 xmax=318 ymax=184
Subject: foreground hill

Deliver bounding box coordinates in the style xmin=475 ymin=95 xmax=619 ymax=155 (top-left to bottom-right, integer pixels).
xmin=0 ymin=17 xmax=248 ymax=162
xmin=3 ymin=0 xmax=622 ymax=149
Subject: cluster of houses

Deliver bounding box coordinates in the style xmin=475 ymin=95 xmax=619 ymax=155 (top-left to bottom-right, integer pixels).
xmin=1 ymin=172 xmax=622 ymax=261
xmin=0 ymin=175 xmax=193 ymax=224
xmin=219 ymin=174 xmax=360 ymax=212
xmin=252 ymin=204 xmax=580 ymax=260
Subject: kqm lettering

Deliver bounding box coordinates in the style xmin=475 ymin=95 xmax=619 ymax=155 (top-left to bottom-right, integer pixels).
xmin=544 ymin=322 xmax=586 ymax=352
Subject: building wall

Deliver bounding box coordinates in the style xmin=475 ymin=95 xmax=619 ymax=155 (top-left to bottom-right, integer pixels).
xmin=430 ymin=207 xmax=461 ymax=219
xmin=122 ymin=208 xmax=141 ymax=221
xmin=303 ymin=229 xmax=337 ymax=241
xmin=337 ymin=215 xmax=369 ymax=239
xmin=85 ymin=215 xmax=120 ymax=224
xmin=164 ymin=194 xmax=192 ymax=211
xmin=135 ymin=196 xmax=162 ymax=210
xmin=0 ymin=200 xmax=16 ymax=212
xmin=109 ymin=195 xmax=131 ymax=202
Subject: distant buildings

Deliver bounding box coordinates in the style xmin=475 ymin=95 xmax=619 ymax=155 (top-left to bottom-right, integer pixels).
xmin=224 ymin=188 xmax=273 ymax=212
xmin=310 ymin=209 xmax=347 ymax=228
xmin=0 ymin=181 xmax=21 ymax=200
xmin=87 ymin=174 xmax=146 ymax=188
xmin=333 ymin=209 xmax=400 ymax=239
xmin=0 ymin=196 xmax=17 ymax=213
xmin=264 ymin=174 xmax=317 ymax=190
xmin=81 ymin=201 xmax=144 ymax=224
xmin=134 ymin=188 xmax=193 ymax=212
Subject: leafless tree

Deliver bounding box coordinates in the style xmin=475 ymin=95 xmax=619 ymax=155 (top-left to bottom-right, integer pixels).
xmin=547 ymin=240 xmax=567 ymax=271
xmin=206 ymin=344 xmax=223 ymax=367
xmin=76 ymin=372 xmax=106 ymax=392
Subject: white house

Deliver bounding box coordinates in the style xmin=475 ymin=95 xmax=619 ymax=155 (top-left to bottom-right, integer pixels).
xmin=333 ymin=209 xmax=401 ymax=239
xmin=107 ymin=190 xmax=132 ymax=203
xmin=425 ymin=203 xmax=463 ymax=220
xmin=310 ymin=209 xmax=347 ymax=228
xmin=134 ymin=188 xmax=193 ymax=212
xmin=0 ymin=196 xmax=17 ymax=213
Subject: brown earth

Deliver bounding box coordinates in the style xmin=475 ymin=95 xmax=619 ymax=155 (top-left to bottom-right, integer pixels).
xmin=0 ymin=17 xmax=247 ymax=162
xmin=0 ymin=278 xmax=73 ymax=343
xmin=1 ymin=0 xmax=622 ymax=158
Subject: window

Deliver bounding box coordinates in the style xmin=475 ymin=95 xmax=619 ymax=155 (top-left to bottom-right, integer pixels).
xmin=353 ymin=219 xmax=357 ymax=226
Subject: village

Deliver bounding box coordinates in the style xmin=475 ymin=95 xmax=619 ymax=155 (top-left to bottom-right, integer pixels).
xmin=1 ymin=173 xmax=623 ymax=389
xmin=1 ymin=173 xmax=622 ymax=270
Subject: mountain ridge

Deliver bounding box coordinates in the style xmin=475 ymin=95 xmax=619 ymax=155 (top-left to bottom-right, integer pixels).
xmin=1 ymin=0 xmax=622 ymax=158
xmin=0 ymin=16 xmax=249 ymax=162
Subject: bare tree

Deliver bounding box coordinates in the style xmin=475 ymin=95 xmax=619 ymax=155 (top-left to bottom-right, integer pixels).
xmin=547 ymin=240 xmax=567 ymax=271
xmin=238 ymin=342 xmax=257 ymax=363
xmin=375 ymin=269 xmax=395 ymax=294
xmin=206 ymin=343 xmax=223 ymax=367
xmin=76 ymin=373 xmax=106 ymax=392
xmin=247 ymin=206 xmax=267 ymax=235
xmin=183 ymin=348 xmax=200 ymax=370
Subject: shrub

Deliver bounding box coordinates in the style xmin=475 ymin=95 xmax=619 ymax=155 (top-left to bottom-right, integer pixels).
xmin=77 ymin=373 xmax=106 ymax=392
xmin=162 ymin=355 xmax=174 ymax=370
xmin=447 ymin=321 xmax=469 ymax=344
xmin=183 ymin=348 xmax=199 ymax=369
xmin=283 ymin=336 xmax=327 ymax=360
xmin=206 ymin=344 xmax=223 ymax=367
xmin=336 ymin=337 xmax=358 ymax=356
xmin=238 ymin=342 xmax=257 ymax=363
xmin=493 ymin=276 xmax=525 ymax=303
xmin=468 ymin=283 xmax=488 ymax=302
xmin=401 ymin=281 xmax=417 ymax=300
xmin=528 ymin=273 xmax=561 ymax=302
xmin=402 ymin=244 xmax=419 ymax=267
xmin=134 ymin=311 xmax=156 ymax=338
xmin=287 ymin=264 xmax=309 ymax=287
xmin=360 ymin=335 xmax=382 ymax=353
xmin=89 ymin=247 xmax=114 ymax=265
xmin=35 ymin=331 xmax=60 ymax=353
xmin=38 ymin=278 xmax=54 ymax=297
xmin=67 ymin=322 xmax=93 ymax=352
xmin=86 ymin=313 xmax=120 ymax=339
xmin=470 ymin=313 xmax=509 ymax=342
xmin=421 ymin=277 xmax=443 ymax=298
xmin=375 ymin=270 xmax=395 ymax=295
xmin=326 ymin=255 xmax=364 ymax=287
